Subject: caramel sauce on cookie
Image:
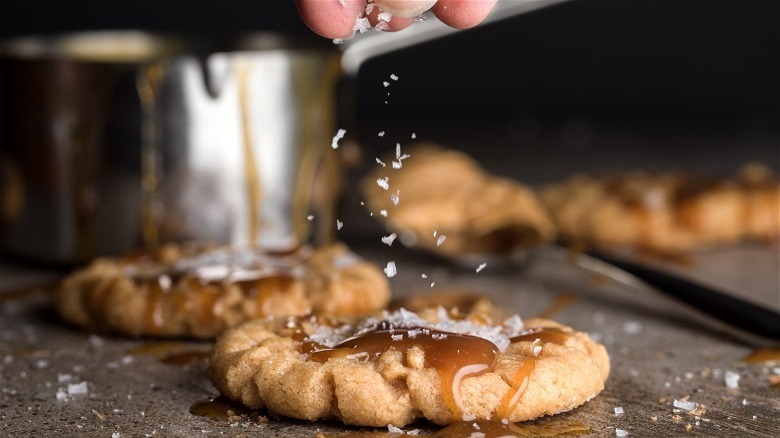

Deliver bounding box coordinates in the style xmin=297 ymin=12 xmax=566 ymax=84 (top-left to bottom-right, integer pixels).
xmin=308 ymin=326 xmax=499 ymax=419
xmin=497 ymin=328 xmax=570 ymax=419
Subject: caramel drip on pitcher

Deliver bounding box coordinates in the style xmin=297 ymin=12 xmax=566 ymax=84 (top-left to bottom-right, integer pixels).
xmin=307 ymin=326 xmax=498 ymax=419
xmin=237 ymin=62 xmax=262 ymax=244
xmin=497 ymin=328 xmax=570 ymax=419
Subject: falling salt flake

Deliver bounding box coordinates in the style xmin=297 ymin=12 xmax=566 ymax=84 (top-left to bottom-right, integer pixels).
xmin=378 ymin=11 xmax=393 ymax=22
xmin=436 ymin=234 xmax=447 ymax=247
xmin=376 ymin=157 xmax=387 ymax=167
xmin=383 ymin=261 xmax=397 ymax=278
xmin=307 ymin=215 xmax=314 ymax=221
xmin=411 ymin=132 xmax=416 ymax=139
xmin=360 ymin=201 xmax=365 ymax=206
xmin=724 ymin=371 xmax=740 ymax=389
xmin=615 ymin=429 xmax=628 ymax=437
xmin=67 ymin=382 xmax=88 ymax=395
xmin=476 ymin=263 xmax=487 ymax=273
xmin=623 ymin=321 xmax=642 ymax=334
xmin=421 ymin=273 xmax=428 ymax=278
xmin=376 ymin=177 xmax=390 ymax=190
xmin=380 ymin=209 xmax=388 ymax=217
xmin=336 ymin=220 xmax=344 ymax=231
xmin=378 ymin=131 xmax=385 ymax=137
xmin=433 ymin=229 xmax=438 ymax=237
xmin=365 ymin=2 xmax=375 ymax=14
xmin=614 ymin=406 xmax=625 ymax=415
xmin=333 ymin=38 xmax=345 ymax=45
xmin=354 ymin=17 xmax=372 ymax=33
xmin=396 ymin=143 xmax=402 ymax=159
xmin=331 ymin=128 xmax=347 ymax=149
xmin=392 ymin=160 xmax=402 ymax=169
xmin=390 ymin=74 xmax=399 ymax=81
xmin=673 ymin=399 xmax=698 ymax=411
xmin=383 ymin=81 xmax=390 ymax=87
xmin=381 ymin=233 xmax=397 ymax=246
xmin=430 ymin=282 xmax=436 ymax=288
xmin=390 ymin=191 xmax=400 ymax=206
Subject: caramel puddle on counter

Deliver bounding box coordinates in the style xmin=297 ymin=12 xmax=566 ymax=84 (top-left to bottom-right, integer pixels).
xmin=125 ymin=342 xmax=210 ymax=365
xmin=431 ymin=418 xmax=590 ymax=437
xmin=190 ymin=396 xmax=252 ymax=419
xmin=741 ymin=348 xmax=780 ymax=364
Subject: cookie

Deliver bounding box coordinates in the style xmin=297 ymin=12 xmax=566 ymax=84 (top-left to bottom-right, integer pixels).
xmin=57 ymin=243 xmax=390 ymax=338
xmin=540 ymin=164 xmax=779 ymax=252
xmin=362 ymin=143 xmax=555 ymax=256
xmin=208 ymin=304 xmax=609 ymax=427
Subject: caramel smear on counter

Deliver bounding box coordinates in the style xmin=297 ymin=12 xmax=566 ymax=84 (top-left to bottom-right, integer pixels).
xmin=190 ymin=395 xmax=252 ymax=419
xmin=125 ymin=341 xmax=210 ymax=365
xmin=431 ymin=418 xmax=590 ymax=437
xmin=742 ymin=348 xmax=780 ymax=364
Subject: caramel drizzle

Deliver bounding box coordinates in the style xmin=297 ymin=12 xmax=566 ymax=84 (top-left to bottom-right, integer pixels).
xmin=497 ymin=327 xmax=570 ymax=419
xmin=307 ymin=325 xmax=498 ymax=419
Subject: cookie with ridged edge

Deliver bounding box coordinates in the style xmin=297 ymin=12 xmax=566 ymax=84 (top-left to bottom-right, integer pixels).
xmin=57 ymin=243 xmax=390 ymax=339
xmin=207 ymin=303 xmax=609 ymax=426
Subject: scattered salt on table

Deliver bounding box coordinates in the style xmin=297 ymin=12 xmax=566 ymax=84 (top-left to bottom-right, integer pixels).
xmin=724 ymin=371 xmax=740 ymax=389
xmin=67 ymin=382 xmax=88 ymax=395
xmin=673 ymin=399 xmax=697 ymax=411
xmin=614 ymin=406 xmax=624 ymax=415
xmin=615 ymin=428 xmax=628 ymax=437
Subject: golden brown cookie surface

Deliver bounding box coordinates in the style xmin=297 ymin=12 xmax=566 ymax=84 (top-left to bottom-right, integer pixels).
xmin=362 ymin=143 xmax=555 ymax=256
xmin=540 ymin=165 xmax=780 ymax=252
xmin=57 ymin=243 xmax=390 ymax=338
xmin=208 ymin=304 xmax=609 ymax=427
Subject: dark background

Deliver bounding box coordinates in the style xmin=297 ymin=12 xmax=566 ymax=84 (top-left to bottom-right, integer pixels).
xmin=2 ymin=0 xmax=778 ymax=177
xmin=2 ymin=0 xmax=778 ymax=119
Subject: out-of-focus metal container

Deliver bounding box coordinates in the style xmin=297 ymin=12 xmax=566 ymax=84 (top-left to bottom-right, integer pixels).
xmin=0 ymin=32 xmax=341 ymax=264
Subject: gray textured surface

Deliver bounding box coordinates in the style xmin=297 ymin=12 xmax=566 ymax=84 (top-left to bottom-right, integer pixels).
xmin=1 ymin=242 xmax=779 ymax=437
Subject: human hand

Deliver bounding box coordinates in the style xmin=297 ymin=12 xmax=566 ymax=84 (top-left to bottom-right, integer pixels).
xmin=295 ymin=0 xmax=498 ymax=39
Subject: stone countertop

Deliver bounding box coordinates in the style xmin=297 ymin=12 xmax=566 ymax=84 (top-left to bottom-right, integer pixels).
xmin=1 ymin=241 xmax=779 ymax=437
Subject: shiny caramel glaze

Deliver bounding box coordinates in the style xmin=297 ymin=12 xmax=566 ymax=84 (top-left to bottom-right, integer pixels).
xmin=189 ymin=395 xmax=252 ymax=419
xmin=497 ymin=328 xmax=571 ymax=419
xmin=307 ymin=324 xmax=499 ymax=419
xmin=431 ymin=418 xmax=590 ymax=437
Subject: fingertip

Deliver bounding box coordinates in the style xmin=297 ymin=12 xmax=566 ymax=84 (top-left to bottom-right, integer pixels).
xmin=432 ymin=0 xmax=497 ymax=29
xmin=366 ymin=6 xmax=414 ymax=32
xmin=295 ymin=0 xmax=366 ymax=39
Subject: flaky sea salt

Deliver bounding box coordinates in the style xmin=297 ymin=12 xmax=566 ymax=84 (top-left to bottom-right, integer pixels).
xmin=378 ymin=11 xmax=393 ymax=22
xmin=390 ymin=191 xmax=400 ymax=206
xmin=724 ymin=371 xmax=740 ymax=389
xmin=623 ymin=321 xmax=642 ymax=334
xmin=390 ymin=74 xmax=398 ymax=81
xmin=380 ymin=209 xmax=388 ymax=217
xmin=377 ymin=177 xmax=390 ymax=190
xmin=68 ymin=382 xmax=88 ymax=395
xmin=376 ymin=157 xmax=387 ymax=167
xmin=336 ymin=220 xmax=344 ymax=231
xmin=378 ymin=131 xmax=385 ymax=137
xmin=673 ymin=399 xmax=697 ymax=411
xmin=354 ymin=17 xmax=371 ymax=33
xmin=58 ymin=373 xmax=73 ymax=383
xmin=614 ymin=406 xmax=624 ymax=415
xmin=331 ymin=128 xmax=346 ymax=149
xmin=476 ymin=263 xmax=487 ymax=273
xmin=56 ymin=388 xmax=67 ymax=401
xmin=436 ymin=235 xmax=446 ymax=247
xmin=615 ymin=429 xmax=628 ymax=437
xmin=421 ymin=273 xmax=427 ymax=278
xmin=383 ymin=81 xmax=390 ymax=87
xmin=384 ymin=261 xmax=397 ymax=278
xmin=307 ymin=215 xmax=314 ymax=221
xmin=381 ymin=233 xmax=397 ymax=246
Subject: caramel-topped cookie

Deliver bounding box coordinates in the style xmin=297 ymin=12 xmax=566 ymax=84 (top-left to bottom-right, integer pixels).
xmin=540 ymin=164 xmax=780 ymax=252
xmin=57 ymin=243 xmax=390 ymax=339
xmin=362 ymin=143 xmax=555 ymax=256
xmin=208 ymin=303 xmax=609 ymax=426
